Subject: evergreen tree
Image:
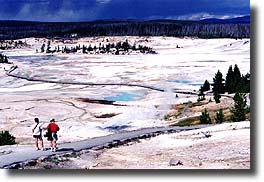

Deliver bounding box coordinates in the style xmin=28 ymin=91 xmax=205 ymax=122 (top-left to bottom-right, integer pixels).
xmin=82 ymin=45 xmax=86 ymax=53
xmin=0 ymin=54 xmax=3 ymax=63
xmin=215 ymin=109 xmax=224 ymax=124
xmin=197 ymin=86 xmax=205 ymax=102
xmin=202 ymin=80 xmax=210 ymax=91
xmin=57 ymin=45 xmax=60 ymax=52
xmin=0 ymin=53 xmax=9 ymax=63
xmin=241 ymin=73 xmax=250 ymax=93
xmin=200 ymin=109 xmax=212 ymax=124
xmin=233 ymin=64 xmax=241 ymax=81
xmin=230 ymin=92 xmax=247 ymax=122
xmin=40 ymin=43 xmax=45 ymax=53
xmin=214 ymin=92 xmax=220 ymax=103
xmin=122 ymin=39 xmax=130 ymax=51
xmin=4 ymin=55 xmax=8 ymax=63
xmin=46 ymin=40 xmax=51 ymax=53
xmin=116 ymin=41 xmax=122 ymax=49
xmin=213 ymin=70 xmax=224 ymax=103
xmin=225 ymin=65 xmax=234 ymax=93
xmin=232 ymin=64 xmax=242 ymax=92
xmin=225 ymin=64 xmax=249 ymax=94
xmin=132 ymin=43 xmax=136 ymax=50
xmin=88 ymin=44 xmax=93 ymax=52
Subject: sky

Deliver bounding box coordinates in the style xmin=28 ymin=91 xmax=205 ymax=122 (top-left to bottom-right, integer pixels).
xmin=0 ymin=0 xmax=250 ymax=22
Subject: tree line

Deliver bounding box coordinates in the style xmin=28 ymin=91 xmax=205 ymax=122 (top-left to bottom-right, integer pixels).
xmin=0 ymin=20 xmax=250 ymax=40
xmin=39 ymin=40 xmax=157 ymax=55
xmin=212 ymin=64 xmax=250 ymax=103
xmin=198 ymin=64 xmax=250 ymax=103
xmin=199 ymin=64 xmax=250 ymax=124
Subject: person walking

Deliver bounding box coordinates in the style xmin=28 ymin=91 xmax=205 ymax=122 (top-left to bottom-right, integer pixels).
xmin=46 ymin=119 xmax=60 ymax=152
xmin=32 ymin=118 xmax=45 ymax=151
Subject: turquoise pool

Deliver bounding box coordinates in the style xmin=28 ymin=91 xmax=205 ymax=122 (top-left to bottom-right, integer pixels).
xmin=104 ymin=92 xmax=143 ymax=101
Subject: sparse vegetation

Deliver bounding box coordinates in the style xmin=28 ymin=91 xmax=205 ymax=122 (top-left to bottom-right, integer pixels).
xmin=200 ymin=109 xmax=212 ymax=124
xmin=0 ymin=130 xmax=16 ymax=146
xmin=164 ymin=101 xmax=209 ymax=122
xmin=215 ymin=109 xmax=224 ymax=124
xmin=173 ymin=116 xmax=200 ymax=126
xmin=39 ymin=40 xmax=157 ymax=55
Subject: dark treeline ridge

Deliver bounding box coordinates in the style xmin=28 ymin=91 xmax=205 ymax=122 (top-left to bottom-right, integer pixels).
xmin=41 ymin=39 xmax=157 ymax=55
xmin=0 ymin=19 xmax=250 ymax=40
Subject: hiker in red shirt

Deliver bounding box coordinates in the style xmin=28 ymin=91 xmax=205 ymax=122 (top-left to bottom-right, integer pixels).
xmin=46 ymin=118 xmax=60 ymax=152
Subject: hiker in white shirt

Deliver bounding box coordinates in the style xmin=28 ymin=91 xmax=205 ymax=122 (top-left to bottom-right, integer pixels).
xmin=32 ymin=118 xmax=45 ymax=151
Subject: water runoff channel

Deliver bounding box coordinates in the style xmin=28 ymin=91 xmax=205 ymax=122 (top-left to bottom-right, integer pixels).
xmin=6 ymin=65 xmax=200 ymax=94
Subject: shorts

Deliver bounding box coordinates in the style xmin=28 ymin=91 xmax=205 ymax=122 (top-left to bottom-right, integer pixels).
xmin=33 ymin=135 xmax=42 ymax=139
xmin=50 ymin=132 xmax=58 ymax=141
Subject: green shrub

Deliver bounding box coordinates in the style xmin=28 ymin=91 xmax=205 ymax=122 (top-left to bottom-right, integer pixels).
xmin=164 ymin=114 xmax=170 ymax=120
xmin=215 ymin=109 xmax=224 ymax=124
xmin=0 ymin=130 xmax=16 ymax=146
xmin=200 ymin=109 xmax=212 ymax=124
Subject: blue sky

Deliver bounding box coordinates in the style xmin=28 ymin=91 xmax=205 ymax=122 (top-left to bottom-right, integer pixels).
xmin=0 ymin=0 xmax=250 ymax=22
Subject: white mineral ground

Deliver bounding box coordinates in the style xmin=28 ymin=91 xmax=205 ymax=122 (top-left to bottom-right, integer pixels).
xmin=26 ymin=121 xmax=248 ymax=169
xmin=0 ymin=36 xmax=250 ymax=169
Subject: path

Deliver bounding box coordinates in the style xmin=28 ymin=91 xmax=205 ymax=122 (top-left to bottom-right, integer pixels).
xmin=6 ymin=65 xmax=166 ymax=92
xmin=0 ymin=124 xmax=209 ymax=168
xmin=6 ymin=65 xmax=237 ymax=98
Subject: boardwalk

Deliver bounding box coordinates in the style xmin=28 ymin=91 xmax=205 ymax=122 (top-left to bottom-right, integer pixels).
xmin=0 ymin=124 xmax=209 ymax=168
